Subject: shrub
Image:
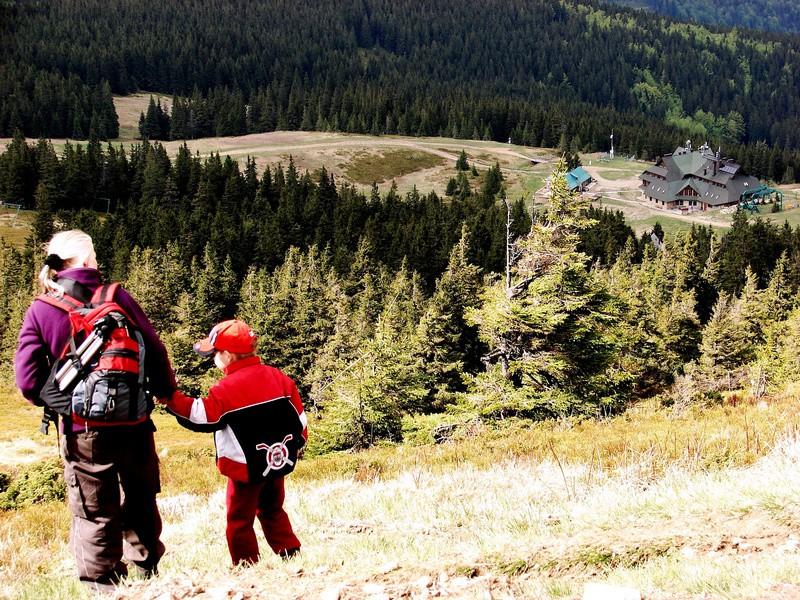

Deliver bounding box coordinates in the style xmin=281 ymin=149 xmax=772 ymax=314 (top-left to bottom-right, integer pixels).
xmin=0 ymin=458 xmax=65 ymax=510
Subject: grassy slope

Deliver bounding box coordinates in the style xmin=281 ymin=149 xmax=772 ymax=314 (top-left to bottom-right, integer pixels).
xmin=0 ymin=208 xmax=34 ymax=249
xmin=114 ymin=93 xmax=174 ymax=141
xmin=4 ymin=385 xmax=800 ymax=599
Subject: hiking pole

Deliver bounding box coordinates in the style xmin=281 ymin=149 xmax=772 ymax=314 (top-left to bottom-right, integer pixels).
xmin=54 ymin=330 xmax=105 ymax=391
xmin=54 ymin=316 xmax=115 ymax=391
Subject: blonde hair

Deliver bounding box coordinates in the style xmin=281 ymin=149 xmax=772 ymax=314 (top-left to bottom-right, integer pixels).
xmin=38 ymin=230 xmax=97 ymax=295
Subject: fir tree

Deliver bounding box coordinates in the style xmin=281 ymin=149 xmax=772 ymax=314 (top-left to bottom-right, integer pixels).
xmin=456 ymin=150 xmax=469 ymax=171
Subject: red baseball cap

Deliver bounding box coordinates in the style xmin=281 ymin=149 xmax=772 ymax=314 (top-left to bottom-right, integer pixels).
xmin=194 ymin=319 xmax=257 ymax=357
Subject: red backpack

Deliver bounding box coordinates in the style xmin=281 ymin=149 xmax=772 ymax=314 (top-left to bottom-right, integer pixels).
xmin=38 ymin=283 xmax=150 ymax=429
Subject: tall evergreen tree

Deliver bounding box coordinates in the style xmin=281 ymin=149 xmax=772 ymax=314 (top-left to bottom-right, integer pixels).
xmin=465 ymin=161 xmax=627 ymax=418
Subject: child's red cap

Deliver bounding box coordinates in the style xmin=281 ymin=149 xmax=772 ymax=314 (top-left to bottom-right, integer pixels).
xmin=194 ymin=319 xmax=257 ymax=357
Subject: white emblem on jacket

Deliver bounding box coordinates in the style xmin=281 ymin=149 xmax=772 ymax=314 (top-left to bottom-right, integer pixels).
xmin=256 ymin=434 xmax=294 ymax=476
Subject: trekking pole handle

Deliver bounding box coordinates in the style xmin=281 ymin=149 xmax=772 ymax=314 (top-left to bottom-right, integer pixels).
xmin=54 ymin=331 xmax=105 ymax=391
xmin=54 ymin=332 xmax=96 ymax=382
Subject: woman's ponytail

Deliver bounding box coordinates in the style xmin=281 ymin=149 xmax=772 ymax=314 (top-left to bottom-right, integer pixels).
xmin=38 ymin=254 xmax=66 ymax=295
xmin=38 ymin=231 xmax=95 ymax=295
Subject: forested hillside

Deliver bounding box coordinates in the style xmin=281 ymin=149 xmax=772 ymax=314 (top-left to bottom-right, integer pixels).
xmin=3 ymin=137 xmax=800 ymax=450
xmin=609 ymin=0 xmax=800 ymax=35
xmin=4 ymin=0 xmax=800 ymax=181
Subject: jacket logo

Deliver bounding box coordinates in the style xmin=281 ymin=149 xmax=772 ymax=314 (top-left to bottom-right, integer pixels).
xmin=256 ymin=434 xmax=294 ymax=476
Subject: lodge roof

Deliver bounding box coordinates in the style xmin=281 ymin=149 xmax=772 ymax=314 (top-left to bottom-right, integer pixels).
xmin=640 ymin=144 xmax=759 ymax=206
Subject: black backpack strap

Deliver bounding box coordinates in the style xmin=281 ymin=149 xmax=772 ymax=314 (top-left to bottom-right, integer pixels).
xmin=40 ymin=407 xmax=57 ymax=435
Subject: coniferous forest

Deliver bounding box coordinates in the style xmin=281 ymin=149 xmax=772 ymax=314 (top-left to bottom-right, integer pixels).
xmin=4 ymin=0 xmax=800 ymax=181
xmin=610 ymin=0 xmax=800 ymax=35
xmin=2 ymin=133 xmax=800 ymax=450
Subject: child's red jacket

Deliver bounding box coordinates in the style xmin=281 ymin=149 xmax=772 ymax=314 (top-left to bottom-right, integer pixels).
xmin=166 ymin=356 xmax=307 ymax=483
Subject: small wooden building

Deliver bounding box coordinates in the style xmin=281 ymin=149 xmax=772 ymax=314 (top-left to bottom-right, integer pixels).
xmin=566 ymin=166 xmax=592 ymax=192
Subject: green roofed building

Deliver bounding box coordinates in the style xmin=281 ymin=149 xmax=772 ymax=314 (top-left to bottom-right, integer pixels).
xmin=640 ymin=142 xmax=760 ymax=212
xmin=566 ymin=166 xmax=592 ymax=192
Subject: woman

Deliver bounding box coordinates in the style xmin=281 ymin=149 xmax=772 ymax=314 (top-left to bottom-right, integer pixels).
xmin=14 ymin=229 xmax=176 ymax=591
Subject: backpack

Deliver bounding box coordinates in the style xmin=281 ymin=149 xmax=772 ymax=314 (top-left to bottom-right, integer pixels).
xmin=37 ymin=282 xmax=150 ymax=429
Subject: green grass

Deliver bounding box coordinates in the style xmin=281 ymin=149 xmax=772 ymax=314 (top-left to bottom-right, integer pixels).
xmin=515 ymin=165 xmax=549 ymax=200
xmin=596 ymin=168 xmax=642 ymax=180
xmin=344 ymin=149 xmax=446 ymax=184
xmin=593 ymin=196 xmax=730 ymax=236
xmin=761 ymin=204 xmax=800 ymax=227
xmin=585 ymin=156 xmax=647 ymax=170
xmin=635 ymin=215 xmax=707 ymax=235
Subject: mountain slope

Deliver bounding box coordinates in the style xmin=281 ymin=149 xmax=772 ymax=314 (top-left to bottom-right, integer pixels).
xmin=3 ymin=0 xmax=800 ymax=158
xmin=608 ymin=0 xmax=800 ymax=34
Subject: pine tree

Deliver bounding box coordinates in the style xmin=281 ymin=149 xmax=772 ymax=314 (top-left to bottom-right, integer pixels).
xmin=480 ymin=162 xmax=504 ymax=199
xmin=465 ymin=160 xmax=626 ymax=418
xmin=31 ymin=183 xmax=55 ymax=247
xmin=124 ymin=244 xmax=187 ymax=333
xmin=0 ymin=242 xmax=34 ymax=382
xmin=191 ymin=244 xmax=238 ymax=333
xmin=316 ymin=265 xmax=426 ymax=450
xmin=757 ymin=306 xmax=800 ymax=393
xmin=697 ymin=292 xmax=754 ymax=390
xmin=761 ymin=252 xmax=794 ymax=323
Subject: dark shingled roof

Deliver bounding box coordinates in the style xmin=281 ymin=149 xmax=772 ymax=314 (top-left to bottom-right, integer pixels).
xmin=640 ymin=145 xmax=760 ymax=207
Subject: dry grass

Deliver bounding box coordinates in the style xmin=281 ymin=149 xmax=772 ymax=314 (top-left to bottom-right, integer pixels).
xmin=4 ymin=388 xmax=800 ymax=598
xmin=113 ymin=92 xmax=173 ymax=141
xmin=343 ymin=149 xmax=446 ymax=184
xmin=0 ymin=208 xmax=33 ymax=248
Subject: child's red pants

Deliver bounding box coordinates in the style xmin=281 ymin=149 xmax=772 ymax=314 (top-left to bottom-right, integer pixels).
xmin=225 ymin=476 xmax=301 ymax=565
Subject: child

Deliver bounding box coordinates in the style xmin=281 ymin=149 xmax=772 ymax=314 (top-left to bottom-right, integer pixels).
xmin=161 ymin=319 xmax=307 ymax=565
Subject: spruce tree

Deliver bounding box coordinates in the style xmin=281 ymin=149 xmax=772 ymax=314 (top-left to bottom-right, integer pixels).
xmin=414 ymin=227 xmax=484 ymax=409
xmin=697 ymin=292 xmax=755 ymax=390
xmin=465 ymin=160 xmax=626 ymax=418
xmin=316 ymin=264 xmax=426 ymax=450
xmin=456 ymin=150 xmax=469 ymax=171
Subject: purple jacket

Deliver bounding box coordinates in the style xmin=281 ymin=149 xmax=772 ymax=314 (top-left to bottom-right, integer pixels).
xmin=14 ymin=268 xmax=177 ymax=405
